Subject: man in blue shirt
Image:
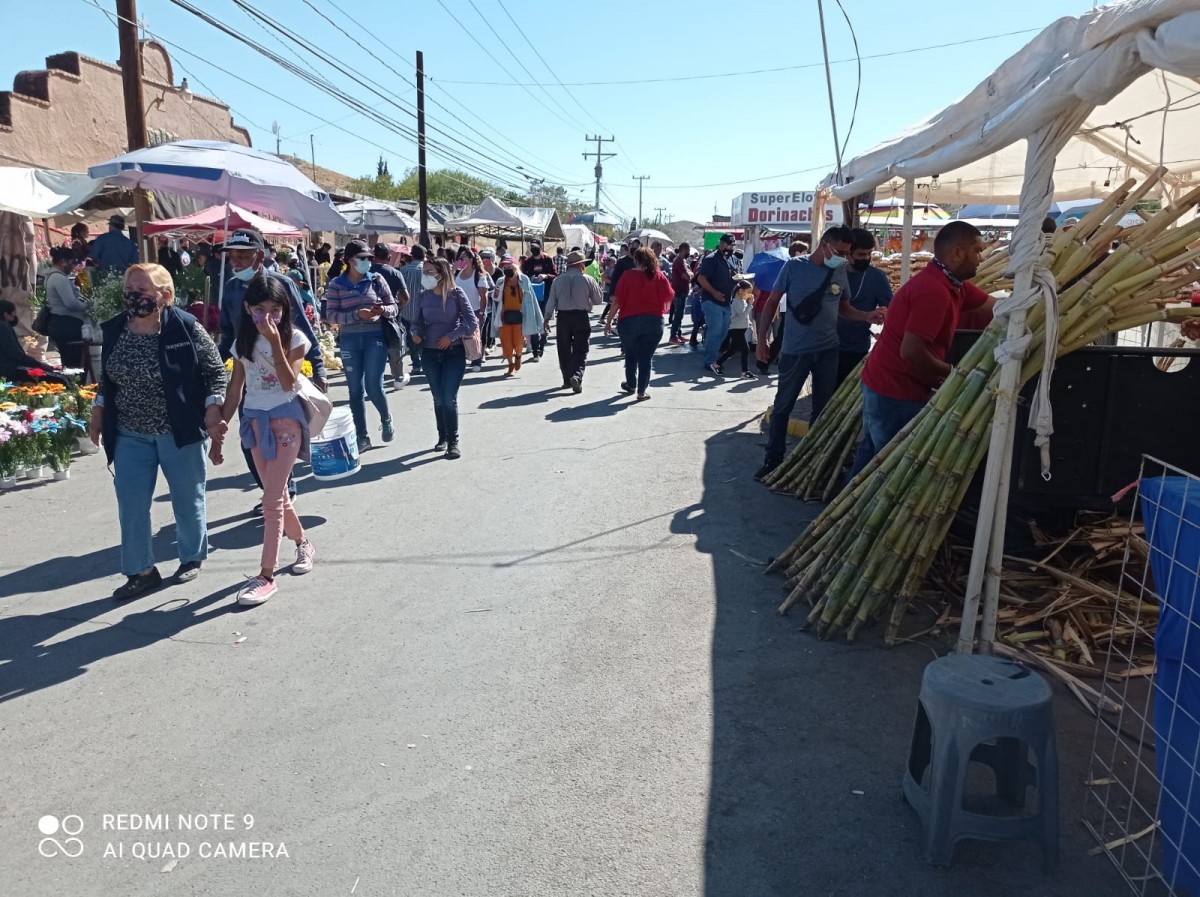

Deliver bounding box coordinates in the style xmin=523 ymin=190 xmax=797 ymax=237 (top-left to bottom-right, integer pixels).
xmin=754 ymin=225 xmax=884 ymax=481
xmin=838 ymin=228 xmax=892 ymax=382
xmin=89 ymin=214 xmax=139 ymax=274
xmin=696 ymin=233 xmax=737 ymax=373
xmin=216 ymin=228 xmax=326 ymax=509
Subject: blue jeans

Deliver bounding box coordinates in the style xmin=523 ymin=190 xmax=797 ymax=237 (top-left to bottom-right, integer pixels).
xmin=618 ymin=315 xmax=663 ymax=395
xmin=113 ymin=428 xmax=208 ymax=576
xmin=339 ymin=330 xmax=391 ymax=440
xmin=764 ymin=348 xmax=839 ymax=464
xmin=848 ymin=383 xmax=928 ymax=479
xmin=702 ymin=300 xmax=732 ymax=366
xmin=423 ymin=345 xmax=466 ymax=442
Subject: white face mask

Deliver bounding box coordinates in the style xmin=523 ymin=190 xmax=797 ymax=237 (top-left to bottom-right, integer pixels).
xmin=355 ymin=258 xmax=372 ymax=275
xmin=421 ymin=274 xmax=438 ymax=290
xmin=233 ymin=265 xmax=257 ymax=282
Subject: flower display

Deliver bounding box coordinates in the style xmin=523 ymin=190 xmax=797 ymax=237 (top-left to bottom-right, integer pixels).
xmin=0 ymin=374 xmax=98 ymax=483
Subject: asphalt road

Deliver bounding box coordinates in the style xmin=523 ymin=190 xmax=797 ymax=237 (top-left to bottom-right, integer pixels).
xmin=0 ymin=325 xmax=1125 ymax=896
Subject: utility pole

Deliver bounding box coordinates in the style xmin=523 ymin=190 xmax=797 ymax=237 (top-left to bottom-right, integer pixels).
xmin=582 ymin=135 xmax=615 ymax=212
xmin=416 ymin=50 xmax=430 ymax=248
xmin=271 ymin=121 xmax=281 ymax=156
xmin=653 ymin=206 xmax=666 ymax=225
xmin=310 ymin=134 xmax=316 ymax=180
xmin=632 ymin=175 xmax=650 ymax=226
xmin=116 ymin=0 xmax=152 ymax=261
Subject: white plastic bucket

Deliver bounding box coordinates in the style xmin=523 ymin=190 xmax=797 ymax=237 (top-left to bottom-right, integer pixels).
xmin=310 ymin=407 xmax=360 ymax=480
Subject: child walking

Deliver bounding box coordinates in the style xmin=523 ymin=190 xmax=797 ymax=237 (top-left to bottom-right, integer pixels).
xmin=212 ymin=275 xmax=316 ymax=606
xmin=717 ymin=280 xmax=756 ymax=378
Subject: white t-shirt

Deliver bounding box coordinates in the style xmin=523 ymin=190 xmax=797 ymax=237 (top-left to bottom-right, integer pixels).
xmin=455 ymin=271 xmax=490 ymax=308
xmin=234 ymin=331 xmax=311 ymax=411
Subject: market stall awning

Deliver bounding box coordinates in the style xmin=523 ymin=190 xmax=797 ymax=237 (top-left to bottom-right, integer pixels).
xmin=444 ymin=198 xmax=565 ymax=240
xmin=142 ymin=203 xmax=302 ymax=238
xmin=336 ymin=199 xmax=419 ymax=235
xmin=821 ymin=3 xmax=1200 ymax=203
xmin=0 ymin=167 xmax=107 ymax=218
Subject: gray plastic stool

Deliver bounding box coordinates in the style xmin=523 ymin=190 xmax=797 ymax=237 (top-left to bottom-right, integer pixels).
xmin=903 ymin=654 xmax=1059 ymax=869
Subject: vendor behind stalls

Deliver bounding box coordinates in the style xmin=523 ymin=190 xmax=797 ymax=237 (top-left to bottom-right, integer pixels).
xmin=837 ymin=228 xmax=892 ymax=382
xmin=849 ymin=221 xmax=996 ymax=477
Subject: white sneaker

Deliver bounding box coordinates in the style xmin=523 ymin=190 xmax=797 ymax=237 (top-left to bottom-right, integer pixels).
xmin=237 ymin=575 xmax=277 ymax=606
xmin=398 ymin=372 xmax=411 ymax=388
xmin=293 ymin=539 xmax=316 ymax=575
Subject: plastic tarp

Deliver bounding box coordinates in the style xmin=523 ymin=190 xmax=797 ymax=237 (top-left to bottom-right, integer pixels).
xmin=560 ymin=223 xmax=597 ymax=248
xmin=0 ymin=167 xmax=106 ymax=218
xmin=445 ymin=197 xmax=523 ymax=230
xmin=89 ymin=140 xmax=348 ymax=232
xmin=142 ymin=203 xmax=302 ymax=238
xmin=336 ymin=199 xmax=419 ymax=234
xmin=821 ymin=1 xmax=1200 ymax=204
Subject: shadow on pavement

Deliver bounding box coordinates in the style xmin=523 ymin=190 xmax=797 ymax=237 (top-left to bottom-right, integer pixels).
xmin=680 ymin=421 xmax=1123 ymax=897
xmin=0 ymin=583 xmax=237 ymax=704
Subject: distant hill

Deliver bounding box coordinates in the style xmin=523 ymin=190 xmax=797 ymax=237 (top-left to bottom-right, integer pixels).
xmin=658 ymin=220 xmax=705 ymax=246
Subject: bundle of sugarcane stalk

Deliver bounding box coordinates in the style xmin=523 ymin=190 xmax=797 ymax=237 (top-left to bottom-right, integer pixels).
xmin=765 ymin=357 xmax=865 ymax=501
xmin=766 ymin=169 xmax=1200 ymax=644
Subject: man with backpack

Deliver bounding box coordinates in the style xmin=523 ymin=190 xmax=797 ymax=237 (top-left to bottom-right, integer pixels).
xmin=371 ymin=243 xmax=411 ymax=388
xmin=754 ymin=225 xmax=884 ymax=481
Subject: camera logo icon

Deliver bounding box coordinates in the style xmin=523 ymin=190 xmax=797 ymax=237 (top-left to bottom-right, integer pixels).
xmin=38 ymin=815 xmax=84 ymax=858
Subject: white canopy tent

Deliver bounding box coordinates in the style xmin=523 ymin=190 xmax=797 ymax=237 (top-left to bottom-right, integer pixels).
xmin=444 ymin=197 xmax=565 ymax=242
xmin=0 ymin=167 xmax=107 ymax=218
xmin=818 ymin=0 xmax=1200 ymax=654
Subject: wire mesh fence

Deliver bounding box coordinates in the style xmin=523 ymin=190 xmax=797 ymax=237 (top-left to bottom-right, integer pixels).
xmin=1085 ymin=455 xmax=1200 ymax=897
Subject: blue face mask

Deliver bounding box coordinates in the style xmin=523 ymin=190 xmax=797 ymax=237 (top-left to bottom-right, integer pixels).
xmin=823 ymin=254 xmax=847 ymax=270
xmin=232 ymin=265 xmax=257 ymax=282
xmin=355 ymin=259 xmax=372 ymax=275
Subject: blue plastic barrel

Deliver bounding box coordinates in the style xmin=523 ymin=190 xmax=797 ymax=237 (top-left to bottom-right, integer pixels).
xmin=1140 ymin=476 xmax=1200 ymax=896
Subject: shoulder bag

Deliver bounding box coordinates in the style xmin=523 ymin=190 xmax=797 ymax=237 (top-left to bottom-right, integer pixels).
xmin=789 ymin=266 xmax=836 ymax=326
xmin=295 ymin=374 xmax=333 ymax=435
xmin=451 ymin=290 xmax=483 ymax=362
xmin=32 ymin=304 xmax=53 ymax=336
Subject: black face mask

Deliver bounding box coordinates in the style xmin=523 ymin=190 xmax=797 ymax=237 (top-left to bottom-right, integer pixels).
xmin=123 ymin=291 xmax=159 ymax=318
xmin=851 ymin=258 xmax=871 ymax=272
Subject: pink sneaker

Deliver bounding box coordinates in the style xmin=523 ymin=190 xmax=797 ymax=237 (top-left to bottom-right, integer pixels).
xmin=237 ymin=576 xmax=277 ymax=607
xmin=293 ymin=539 xmax=316 ymax=575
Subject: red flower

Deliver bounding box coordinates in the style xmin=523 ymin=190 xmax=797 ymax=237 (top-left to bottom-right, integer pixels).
xmin=27 ymin=368 xmax=45 ymax=377
xmin=23 ymin=410 xmax=33 ymax=422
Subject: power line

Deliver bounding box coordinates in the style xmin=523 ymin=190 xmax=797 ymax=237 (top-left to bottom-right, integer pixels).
xmin=310 ymin=0 xmax=588 ymax=189
xmin=434 ymin=0 xmax=589 ymax=139
xmin=601 ymin=164 xmax=834 ymax=191
xmin=436 ymin=27 xmax=1044 ymax=86
xmin=169 ymin=0 xmax=531 ymax=193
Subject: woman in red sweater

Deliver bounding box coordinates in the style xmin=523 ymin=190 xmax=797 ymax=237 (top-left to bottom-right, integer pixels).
xmin=604 ymin=247 xmax=674 ymax=401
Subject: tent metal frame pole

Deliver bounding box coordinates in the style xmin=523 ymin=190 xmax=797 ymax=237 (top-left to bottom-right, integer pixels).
xmin=900 ymin=179 xmax=915 ymax=284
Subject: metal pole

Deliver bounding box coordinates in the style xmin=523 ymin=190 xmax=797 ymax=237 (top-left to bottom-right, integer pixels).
xmin=310 ymin=134 xmax=316 ymax=181
xmin=116 ymin=0 xmax=152 ymax=263
xmin=900 ymin=179 xmax=915 ymax=285
xmin=417 ymin=50 xmax=430 ymax=249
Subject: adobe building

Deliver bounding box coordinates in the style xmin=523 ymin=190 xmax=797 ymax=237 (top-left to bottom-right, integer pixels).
xmin=0 ymin=40 xmax=250 ymax=171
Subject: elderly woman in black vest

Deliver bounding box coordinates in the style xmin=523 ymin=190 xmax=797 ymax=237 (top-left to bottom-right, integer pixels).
xmin=87 ymin=263 xmax=228 ymax=601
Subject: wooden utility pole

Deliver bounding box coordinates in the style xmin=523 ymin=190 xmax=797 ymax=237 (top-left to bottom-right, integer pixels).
xmin=632 ymin=175 xmax=650 ymax=226
xmin=582 ymin=135 xmax=616 ymax=212
xmin=116 ymin=0 xmax=152 ymax=262
xmin=416 ymin=50 xmax=430 ymax=249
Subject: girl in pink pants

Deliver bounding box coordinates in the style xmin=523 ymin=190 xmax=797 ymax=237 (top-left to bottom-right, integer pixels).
xmin=212 ymin=275 xmax=316 ymax=607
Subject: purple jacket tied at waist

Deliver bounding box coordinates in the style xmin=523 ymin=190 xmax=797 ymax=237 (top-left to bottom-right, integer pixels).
xmin=240 ymin=397 xmax=308 ymax=461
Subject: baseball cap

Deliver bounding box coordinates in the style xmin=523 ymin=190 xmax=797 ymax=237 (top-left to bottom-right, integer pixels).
xmin=479 ymin=247 xmax=495 ymax=258
xmin=216 ymin=228 xmax=265 ymax=252
xmin=499 ymin=254 xmax=516 ymax=267
xmin=108 ymin=214 xmax=126 ymax=228
xmin=343 ymin=239 xmax=369 ymax=259
xmin=718 ymin=233 xmax=736 ymax=245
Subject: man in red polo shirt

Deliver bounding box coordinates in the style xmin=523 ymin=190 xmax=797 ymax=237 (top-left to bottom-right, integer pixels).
xmin=850 ymin=221 xmax=995 ymax=476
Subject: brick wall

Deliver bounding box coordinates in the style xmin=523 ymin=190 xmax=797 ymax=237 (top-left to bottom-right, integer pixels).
xmin=0 ymin=41 xmax=250 ymax=171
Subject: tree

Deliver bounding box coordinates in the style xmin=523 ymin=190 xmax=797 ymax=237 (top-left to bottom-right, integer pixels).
xmin=348 ymin=166 xmax=591 ymax=215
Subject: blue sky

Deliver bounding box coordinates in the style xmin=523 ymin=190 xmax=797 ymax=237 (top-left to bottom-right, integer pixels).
xmin=7 ymin=0 xmax=1100 ymax=222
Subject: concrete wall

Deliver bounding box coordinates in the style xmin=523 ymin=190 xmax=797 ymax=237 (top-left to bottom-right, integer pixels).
xmin=0 ymin=41 xmax=250 ymax=171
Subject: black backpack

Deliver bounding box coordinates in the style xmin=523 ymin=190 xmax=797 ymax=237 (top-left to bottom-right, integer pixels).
xmin=789 ymin=267 xmax=836 ymax=326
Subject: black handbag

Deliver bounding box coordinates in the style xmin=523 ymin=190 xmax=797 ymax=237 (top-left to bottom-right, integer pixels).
xmin=32 ymin=305 xmax=53 ymax=336
xmin=502 ymin=309 xmax=523 ymax=325
xmin=789 ymin=267 xmax=836 ymax=326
